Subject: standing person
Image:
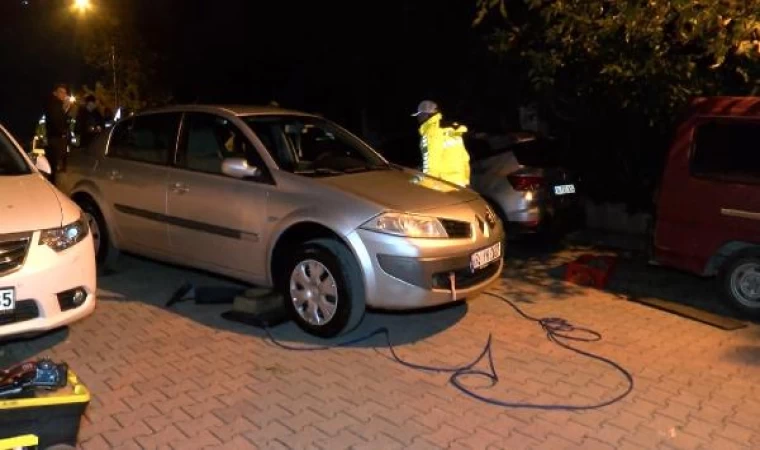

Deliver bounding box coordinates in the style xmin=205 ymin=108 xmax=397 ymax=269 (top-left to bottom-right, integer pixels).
xmin=43 ymin=83 xmax=72 ymax=183
xmin=75 ymin=95 xmax=105 ymax=148
xmin=412 ymin=100 xmax=471 ymax=187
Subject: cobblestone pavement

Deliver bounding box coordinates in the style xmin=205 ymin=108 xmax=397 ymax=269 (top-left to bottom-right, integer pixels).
xmin=3 ymin=243 xmax=760 ymax=450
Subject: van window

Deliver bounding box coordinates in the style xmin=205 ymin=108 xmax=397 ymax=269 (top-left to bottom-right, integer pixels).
xmin=692 ymin=121 xmax=760 ymax=183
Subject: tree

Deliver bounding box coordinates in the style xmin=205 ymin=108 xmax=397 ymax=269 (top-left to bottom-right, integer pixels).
xmin=474 ymin=0 xmax=760 ymax=127
xmin=473 ymin=0 xmax=760 ymax=207
xmin=78 ymin=2 xmax=170 ymax=113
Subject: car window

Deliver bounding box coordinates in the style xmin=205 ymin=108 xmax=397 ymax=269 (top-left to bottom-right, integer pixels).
xmin=0 ymin=128 xmax=31 ymax=176
xmin=692 ymin=121 xmax=760 ymax=183
xmin=177 ymin=113 xmax=258 ymax=174
xmin=242 ymin=115 xmax=388 ymax=176
xmin=108 ymin=113 xmax=181 ymax=165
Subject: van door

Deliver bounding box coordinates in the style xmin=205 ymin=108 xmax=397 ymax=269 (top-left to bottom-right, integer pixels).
xmin=656 ymin=118 xmax=760 ymax=274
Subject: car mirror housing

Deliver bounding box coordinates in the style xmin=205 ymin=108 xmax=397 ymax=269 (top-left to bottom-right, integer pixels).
xmin=221 ymin=157 xmax=260 ymax=179
xmin=35 ymin=155 xmax=52 ymax=176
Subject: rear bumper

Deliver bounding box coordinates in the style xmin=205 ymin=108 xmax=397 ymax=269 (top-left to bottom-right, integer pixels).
xmin=509 ymin=202 xmax=585 ymax=235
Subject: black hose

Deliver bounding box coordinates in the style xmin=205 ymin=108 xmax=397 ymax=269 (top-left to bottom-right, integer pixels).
xmin=251 ymin=290 xmax=634 ymax=411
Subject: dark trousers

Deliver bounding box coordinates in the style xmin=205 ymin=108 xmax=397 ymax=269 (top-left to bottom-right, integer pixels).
xmin=46 ymin=137 xmax=67 ymax=184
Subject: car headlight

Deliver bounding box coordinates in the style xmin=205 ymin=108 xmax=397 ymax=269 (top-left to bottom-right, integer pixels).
xmin=39 ymin=215 xmax=89 ymax=252
xmin=361 ymin=212 xmax=448 ymax=238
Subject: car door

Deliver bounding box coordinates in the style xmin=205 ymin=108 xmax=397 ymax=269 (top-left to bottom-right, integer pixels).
xmin=166 ymin=112 xmax=272 ymax=279
xmin=657 ymin=117 xmax=760 ymax=272
xmin=97 ymin=112 xmax=181 ymax=255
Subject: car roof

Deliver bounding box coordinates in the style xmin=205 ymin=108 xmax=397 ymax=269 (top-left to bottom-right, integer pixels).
xmin=687 ymin=96 xmax=760 ymax=118
xmin=136 ymin=104 xmax=319 ymax=118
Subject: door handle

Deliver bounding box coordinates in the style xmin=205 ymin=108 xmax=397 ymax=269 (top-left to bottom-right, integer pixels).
xmin=721 ymin=208 xmax=760 ymax=221
xmin=107 ymin=169 xmax=122 ymax=181
xmin=171 ymin=182 xmax=190 ymax=194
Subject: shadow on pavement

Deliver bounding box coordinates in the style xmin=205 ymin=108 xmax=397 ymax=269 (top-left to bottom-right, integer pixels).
xmin=723 ymin=345 xmax=760 ymax=365
xmin=506 ymin=232 xmax=760 ymax=325
xmin=0 ymin=327 xmax=69 ymax=367
xmin=96 ymin=255 xmax=468 ymax=348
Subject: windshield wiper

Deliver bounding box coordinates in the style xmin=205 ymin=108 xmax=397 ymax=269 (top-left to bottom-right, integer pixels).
xmin=343 ymin=163 xmax=392 ymax=173
xmin=295 ymin=167 xmax=345 ymax=175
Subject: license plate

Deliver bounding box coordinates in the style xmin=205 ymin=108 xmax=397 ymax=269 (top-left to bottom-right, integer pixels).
xmin=471 ymin=242 xmax=502 ymax=271
xmin=554 ymin=184 xmax=576 ymax=196
xmin=0 ymin=287 xmax=15 ymax=314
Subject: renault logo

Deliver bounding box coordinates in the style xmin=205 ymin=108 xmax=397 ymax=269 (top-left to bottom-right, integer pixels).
xmin=476 ymin=215 xmax=490 ymax=237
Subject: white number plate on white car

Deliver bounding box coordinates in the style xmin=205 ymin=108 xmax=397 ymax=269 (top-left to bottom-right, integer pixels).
xmin=0 ymin=287 xmax=15 ymax=313
xmin=471 ymin=242 xmax=502 ymax=271
xmin=554 ymin=184 xmax=576 ymax=195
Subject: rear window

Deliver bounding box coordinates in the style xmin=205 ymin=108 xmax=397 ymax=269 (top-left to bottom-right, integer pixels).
xmin=692 ymin=121 xmax=760 ymax=183
xmin=512 ymin=139 xmax=562 ymax=168
xmin=468 ymin=135 xmax=562 ymax=168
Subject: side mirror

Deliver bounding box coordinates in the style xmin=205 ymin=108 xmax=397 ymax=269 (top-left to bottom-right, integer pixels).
xmin=35 ymin=155 xmax=52 ymax=176
xmin=221 ymin=157 xmax=261 ymax=179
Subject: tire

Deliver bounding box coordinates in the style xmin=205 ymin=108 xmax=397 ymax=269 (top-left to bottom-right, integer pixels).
xmin=46 ymin=445 xmax=77 ymax=450
xmin=720 ymin=250 xmax=760 ymax=317
xmin=77 ymin=198 xmax=119 ymax=271
xmin=280 ymin=238 xmax=365 ymax=338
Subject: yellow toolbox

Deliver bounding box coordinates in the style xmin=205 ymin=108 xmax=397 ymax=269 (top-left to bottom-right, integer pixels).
xmin=0 ymin=371 xmax=89 ymax=449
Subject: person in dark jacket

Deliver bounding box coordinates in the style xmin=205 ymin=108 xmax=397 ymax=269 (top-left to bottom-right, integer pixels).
xmin=43 ymin=84 xmax=72 ymax=183
xmin=75 ymin=95 xmax=105 ymax=149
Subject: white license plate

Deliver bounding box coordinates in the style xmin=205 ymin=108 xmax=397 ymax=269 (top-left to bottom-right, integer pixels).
xmin=0 ymin=287 xmax=15 ymax=314
xmin=471 ymin=242 xmax=502 ymax=271
xmin=554 ymin=184 xmax=576 ymax=195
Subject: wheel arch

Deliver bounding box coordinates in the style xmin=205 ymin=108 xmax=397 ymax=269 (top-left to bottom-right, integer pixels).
xmin=268 ymin=221 xmax=361 ymax=286
xmin=705 ymin=241 xmax=760 ymax=276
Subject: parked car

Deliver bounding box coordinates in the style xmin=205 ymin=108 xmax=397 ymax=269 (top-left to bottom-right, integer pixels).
xmin=653 ymin=96 xmax=760 ymax=316
xmin=468 ymin=131 xmax=583 ymax=238
xmin=377 ymin=130 xmax=583 ymax=239
xmin=0 ymin=124 xmax=96 ymax=341
xmin=57 ymin=105 xmax=504 ymax=337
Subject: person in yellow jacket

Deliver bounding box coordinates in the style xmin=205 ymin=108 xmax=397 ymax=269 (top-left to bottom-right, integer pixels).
xmin=412 ymin=100 xmax=471 ymax=187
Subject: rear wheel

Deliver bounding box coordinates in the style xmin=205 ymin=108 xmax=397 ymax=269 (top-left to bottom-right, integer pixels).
xmin=77 ymin=198 xmax=119 ymax=271
xmin=721 ymin=250 xmax=760 ymax=317
xmin=281 ymin=239 xmax=365 ymax=338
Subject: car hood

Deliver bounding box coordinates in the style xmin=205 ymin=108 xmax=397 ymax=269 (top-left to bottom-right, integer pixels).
xmin=316 ymin=169 xmax=480 ymax=212
xmin=0 ymin=174 xmax=63 ymax=234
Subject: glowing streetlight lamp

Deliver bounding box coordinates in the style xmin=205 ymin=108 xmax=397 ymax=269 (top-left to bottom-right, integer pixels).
xmin=73 ymin=0 xmax=91 ymax=13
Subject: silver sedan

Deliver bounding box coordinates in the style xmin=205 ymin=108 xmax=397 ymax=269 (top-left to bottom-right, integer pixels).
xmin=57 ymin=105 xmax=504 ymax=337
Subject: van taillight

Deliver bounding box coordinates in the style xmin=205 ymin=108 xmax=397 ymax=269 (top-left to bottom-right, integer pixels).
xmin=508 ymin=174 xmax=544 ymax=191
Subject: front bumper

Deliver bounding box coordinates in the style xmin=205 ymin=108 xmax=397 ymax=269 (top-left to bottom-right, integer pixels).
xmin=0 ymin=232 xmax=97 ymax=340
xmin=347 ymin=226 xmax=505 ymax=310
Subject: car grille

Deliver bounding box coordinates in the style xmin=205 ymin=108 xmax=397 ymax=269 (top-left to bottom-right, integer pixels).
xmin=440 ymin=219 xmax=472 ymax=238
xmin=0 ymin=233 xmax=31 ymax=276
xmin=0 ymin=300 xmax=39 ymax=326
xmin=432 ymin=261 xmax=501 ymax=290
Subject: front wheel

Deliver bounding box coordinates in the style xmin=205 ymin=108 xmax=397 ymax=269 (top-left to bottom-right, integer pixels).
xmin=721 ymin=250 xmax=760 ymax=317
xmin=77 ymin=198 xmax=119 ymax=271
xmin=281 ymin=239 xmax=365 ymax=338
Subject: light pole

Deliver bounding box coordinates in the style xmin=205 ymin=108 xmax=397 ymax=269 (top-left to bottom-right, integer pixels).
xmin=72 ymin=0 xmax=119 ymax=110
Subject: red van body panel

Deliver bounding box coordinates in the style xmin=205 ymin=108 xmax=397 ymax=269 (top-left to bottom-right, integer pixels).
xmin=654 ymin=97 xmax=760 ymax=276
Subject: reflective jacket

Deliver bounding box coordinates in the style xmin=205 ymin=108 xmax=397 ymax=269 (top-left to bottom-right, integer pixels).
xmin=419 ymin=113 xmax=471 ymax=187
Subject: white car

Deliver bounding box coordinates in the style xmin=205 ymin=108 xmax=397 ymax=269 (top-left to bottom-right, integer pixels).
xmin=0 ymin=124 xmax=96 ymax=341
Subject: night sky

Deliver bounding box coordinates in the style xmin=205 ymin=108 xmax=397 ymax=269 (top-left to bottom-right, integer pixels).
xmin=1 ymin=0 xmax=515 ymax=146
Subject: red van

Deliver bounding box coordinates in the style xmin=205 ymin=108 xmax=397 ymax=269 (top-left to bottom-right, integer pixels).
xmin=653 ymin=97 xmax=760 ymax=316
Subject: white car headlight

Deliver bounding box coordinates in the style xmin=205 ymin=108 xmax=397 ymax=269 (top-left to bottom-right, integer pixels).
xmin=39 ymin=215 xmax=89 ymax=252
xmin=361 ymin=212 xmax=448 ymax=238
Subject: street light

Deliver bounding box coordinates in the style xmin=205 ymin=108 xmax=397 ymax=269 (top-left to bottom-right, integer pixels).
xmin=73 ymin=0 xmax=91 ymax=13
xmin=69 ymin=0 xmax=120 ymax=110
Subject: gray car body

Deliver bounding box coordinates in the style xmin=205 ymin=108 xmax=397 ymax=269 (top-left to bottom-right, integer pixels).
xmin=58 ymin=105 xmax=504 ymax=310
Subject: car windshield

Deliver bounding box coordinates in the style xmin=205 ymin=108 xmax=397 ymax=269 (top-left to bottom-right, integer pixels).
xmin=0 ymin=129 xmax=31 ymax=176
xmin=241 ymin=115 xmax=389 ymax=176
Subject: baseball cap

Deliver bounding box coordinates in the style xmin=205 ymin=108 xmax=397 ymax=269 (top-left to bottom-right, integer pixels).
xmin=411 ymin=100 xmax=439 ymax=117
